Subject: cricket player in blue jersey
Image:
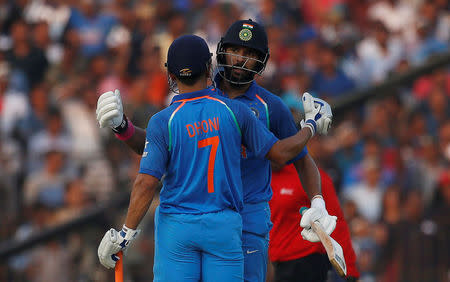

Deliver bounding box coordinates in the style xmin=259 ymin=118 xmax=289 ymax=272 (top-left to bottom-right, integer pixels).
xmin=213 ymin=20 xmax=336 ymax=282
xmin=97 ymin=34 xmax=330 ymax=281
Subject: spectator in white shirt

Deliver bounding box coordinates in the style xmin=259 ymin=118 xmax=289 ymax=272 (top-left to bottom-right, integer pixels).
xmin=345 ymin=157 xmax=385 ymax=223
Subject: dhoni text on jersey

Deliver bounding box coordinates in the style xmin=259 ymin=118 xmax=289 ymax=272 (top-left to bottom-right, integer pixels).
xmin=186 ymin=117 xmax=219 ymax=137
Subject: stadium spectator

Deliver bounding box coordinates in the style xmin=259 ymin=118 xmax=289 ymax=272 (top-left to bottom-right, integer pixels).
xmin=23 ymin=149 xmax=71 ymax=209
xmin=27 ymin=107 xmax=72 ymax=173
xmin=344 ymin=157 xmax=385 ymax=223
xmin=6 ymin=19 xmax=49 ymax=88
xmin=67 ymin=0 xmax=118 ymax=57
xmin=310 ymin=42 xmax=355 ymax=99
xmin=355 ymin=21 xmax=403 ymax=85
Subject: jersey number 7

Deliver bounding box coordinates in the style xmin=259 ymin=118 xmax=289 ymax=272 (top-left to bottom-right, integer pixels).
xmin=198 ymin=136 xmax=220 ymax=193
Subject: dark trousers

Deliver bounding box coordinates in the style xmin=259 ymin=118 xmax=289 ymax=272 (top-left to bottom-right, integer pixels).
xmin=273 ymin=253 xmax=331 ymax=282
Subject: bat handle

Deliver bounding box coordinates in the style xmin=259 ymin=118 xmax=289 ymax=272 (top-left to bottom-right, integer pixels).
xmin=299 ymin=206 xmax=308 ymax=215
xmin=115 ymin=251 xmax=123 ymax=282
xmin=300 ymin=207 xmax=318 ymax=230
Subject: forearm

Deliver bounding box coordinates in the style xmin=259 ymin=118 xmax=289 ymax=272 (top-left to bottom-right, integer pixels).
xmin=123 ymin=126 xmax=147 ymax=155
xmin=266 ymin=127 xmax=312 ymax=165
xmin=294 ymin=154 xmax=321 ymax=200
xmin=124 ymin=174 xmax=158 ymax=229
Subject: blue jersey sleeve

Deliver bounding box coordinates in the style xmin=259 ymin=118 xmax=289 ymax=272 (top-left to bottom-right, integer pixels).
xmin=232 ymin=102 xmax=278 ymax=159
xmin=139 ymin=113 xmax=169 ymax=179
xmin=267 ymin=93 xmax=308 ymax=162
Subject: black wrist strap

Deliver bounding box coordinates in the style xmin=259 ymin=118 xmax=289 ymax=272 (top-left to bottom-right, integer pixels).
xmin=111 ymin=114 xmax=128 ymax=134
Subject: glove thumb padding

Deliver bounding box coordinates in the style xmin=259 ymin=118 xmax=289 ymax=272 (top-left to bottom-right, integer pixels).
xmin=114 ymin=89 xmax=123 ymax=111
xmin=114 ymin=88 xmax=121 ymax=99
xmin=302 ymin=92 xmax=315 ymax=113
xmin=109 ymin=227 xmax=119 ymax=242
xmin=300 ymin=207 xmax=322 ymax=228
xmin=322 ymin=117 xmax=332 ymax=134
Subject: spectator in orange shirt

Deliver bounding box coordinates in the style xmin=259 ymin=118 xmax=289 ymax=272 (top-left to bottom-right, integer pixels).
xmin=269 ymin=163 xmax=359 ymax=282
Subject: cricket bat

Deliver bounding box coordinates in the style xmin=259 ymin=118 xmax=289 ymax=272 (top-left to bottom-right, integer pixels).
xmin=115 ymin=251 xmax=123 ymax=282
xmin=300 ymin=207 xmax=347 ymax=277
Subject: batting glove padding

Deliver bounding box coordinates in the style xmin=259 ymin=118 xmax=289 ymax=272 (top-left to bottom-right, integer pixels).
xmin=315 ymin=97 xmax=332 ymax=135
xmin=301 ymin=93 xmax=333 ymax=136
xmin=300 ymin=199 xmax=337 ymax=242
xmin=97 ymin=225 xmax=140 ymax=269
xmin=96 ymin=89 xmax=124 ymax=129
xmin=301 ymin=92 xmax=320 ymax=136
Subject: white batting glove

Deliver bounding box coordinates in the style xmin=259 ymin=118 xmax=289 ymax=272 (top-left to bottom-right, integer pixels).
xmin=301 ymin=92 xmax=321 ymax=136
xmin=300 ymin=197 xmax=337 ymax=242
xmin=97 ymin=225 xmax=140 ymax=269
xmin=96 ymin=89 xmax=125 ymax=129
xmin=315 ymin=97 xmax=332 ymax=135
xmin=301 ymin=93 xmax=333 ymax=136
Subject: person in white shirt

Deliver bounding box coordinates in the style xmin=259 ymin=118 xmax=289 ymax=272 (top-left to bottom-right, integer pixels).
xmin=344 ymin=157 xmax=385 ymax=223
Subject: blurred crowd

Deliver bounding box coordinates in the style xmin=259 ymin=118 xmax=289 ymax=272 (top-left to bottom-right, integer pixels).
xmin=0 ymin=0 xmax=448 ymax=281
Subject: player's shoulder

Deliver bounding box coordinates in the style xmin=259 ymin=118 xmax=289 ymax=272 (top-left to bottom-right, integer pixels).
xmin=210 ymin=92 xmax=249 ymax=113
xmin=208 ymin=90 xmax=230 ymax=104
xmin=253 ymin=84 xmax=285 ymax=108
xmin=147 ymin=105 xmax=177 ymax=126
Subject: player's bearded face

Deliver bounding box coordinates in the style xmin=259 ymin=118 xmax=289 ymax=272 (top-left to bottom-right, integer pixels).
xmin=224 ymin=46 xmax=261 ymax=84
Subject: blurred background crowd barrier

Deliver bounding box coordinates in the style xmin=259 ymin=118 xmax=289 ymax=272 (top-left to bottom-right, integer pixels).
xmin=0 ymin=0 xmax=448 ymax=281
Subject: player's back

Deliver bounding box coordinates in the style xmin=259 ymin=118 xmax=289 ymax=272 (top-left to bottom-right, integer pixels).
xmin=159 ymin=88 xmax=244 ymax=214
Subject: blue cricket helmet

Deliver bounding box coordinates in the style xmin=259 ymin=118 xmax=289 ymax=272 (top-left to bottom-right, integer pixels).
xmin=166 ymin=34 xmax=212 ymax=78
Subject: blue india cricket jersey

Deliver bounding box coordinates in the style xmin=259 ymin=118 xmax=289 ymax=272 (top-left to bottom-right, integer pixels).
xmin=139 ymin=87 xmax=278 ymax=214
xmin=215 ymin=75 xmax=308 ymax=205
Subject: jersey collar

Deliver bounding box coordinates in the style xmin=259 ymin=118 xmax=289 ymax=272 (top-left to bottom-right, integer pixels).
xmin=170 ymin=87 xmax=216 ymax=104
xmin=214 ymin=73 xmax=258 ymax=99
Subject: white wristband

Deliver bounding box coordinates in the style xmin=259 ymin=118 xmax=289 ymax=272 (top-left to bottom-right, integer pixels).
xmin=121 ymin=225 xmax=140 ymax=240
xmin=304 ymin=123 xmax=315 ymax=137
xmin=301 ymin=119 xmax=316 ymax=137
xmin=311 ymin=196 xmax=325 ymax=210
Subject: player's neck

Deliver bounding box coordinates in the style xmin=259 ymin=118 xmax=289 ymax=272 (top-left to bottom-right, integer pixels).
xmin=221 ymin=80 xmax=251 ymax=99
xmin=178 ymin=79 xmax=208 ymax=94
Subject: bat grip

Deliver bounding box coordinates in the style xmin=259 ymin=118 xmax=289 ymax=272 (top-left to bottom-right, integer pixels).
xmin=299 ymin=206 xmax=308 ymax=215
xmin=115 ymin=251 xmax=123 ymax=282
xmin=299 ymin=206 xmax=320 ymax=233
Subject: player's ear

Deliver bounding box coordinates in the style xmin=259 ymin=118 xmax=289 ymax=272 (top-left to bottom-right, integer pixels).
xmin=205 ymin=58 xmax=213 ymax=79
